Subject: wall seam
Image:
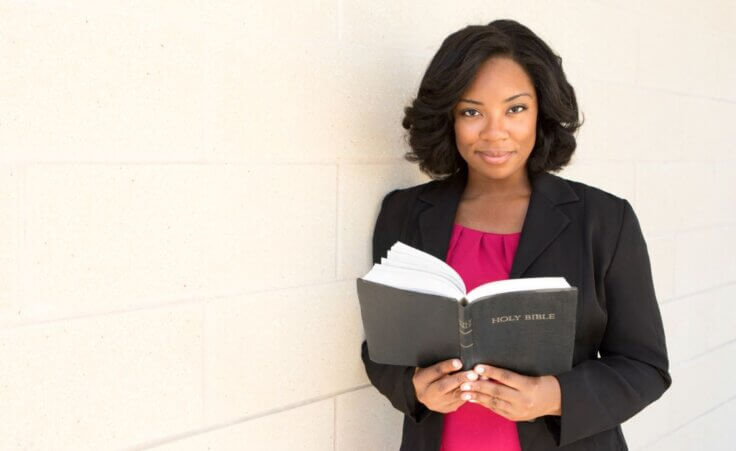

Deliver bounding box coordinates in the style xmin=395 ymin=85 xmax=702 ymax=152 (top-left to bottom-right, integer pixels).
xmin=671 ymin=336 xmax=736 ymax=370
xmin=124 ymin=384 xmax=371 ymax=450
xmin=638 ymin=393 xmax=736 ymax=450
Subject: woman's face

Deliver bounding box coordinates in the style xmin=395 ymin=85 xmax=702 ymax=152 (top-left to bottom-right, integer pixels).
xmin=452 ymin=56 xmax=538 ymax=186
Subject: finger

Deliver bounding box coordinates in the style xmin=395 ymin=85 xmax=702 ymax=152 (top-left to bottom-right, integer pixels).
xmin=416 ymin=358 xmax=463 ymax=385
xmin=441 ymin=398 xmax=467 ymax=413
xmin=468 ymin=391 xmax=513 ymax=417
xmin=463 ymin=379 xmax=518 ymax=404
xmin=432 ymin=370 xmax=478 ymax=396
xmin=478 ymin=379 xmax=516 ymax=402
xmin=474 ymin=364 xmax=525 ymax=389
xmin=441 ymin=391 xmax=468 ymax=409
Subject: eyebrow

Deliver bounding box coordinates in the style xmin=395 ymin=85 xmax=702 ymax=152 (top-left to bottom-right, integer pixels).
xmin=458 ymin=93 xmax=532 ymax=105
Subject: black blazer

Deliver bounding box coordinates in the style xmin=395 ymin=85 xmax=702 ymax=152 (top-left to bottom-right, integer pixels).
xmin=360 ymin=168 xmax=672 ymax=451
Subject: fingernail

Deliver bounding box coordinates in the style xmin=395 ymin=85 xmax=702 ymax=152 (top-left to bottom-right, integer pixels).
xmin=467 ymin=372 xmax=478 ymax=381
xmin=462 ymin=393 xmax=472 ymax=400
xmin=452 ymin=360 xmax=462 ymax=369
xmin=475 ymin=366 xmax=485 ymax=374
xmin=461 ymin=383 xmax=471 ymax=391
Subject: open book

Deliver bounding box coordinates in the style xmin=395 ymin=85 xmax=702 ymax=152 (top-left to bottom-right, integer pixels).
xmin=356 ymin=241 xmax=578 ymax=374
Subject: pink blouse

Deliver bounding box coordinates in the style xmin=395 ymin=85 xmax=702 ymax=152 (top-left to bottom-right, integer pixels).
xmin=440 ymin=223 xmax=523 ymax=451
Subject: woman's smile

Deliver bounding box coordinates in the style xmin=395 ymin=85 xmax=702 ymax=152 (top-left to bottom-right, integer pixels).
xmin=476 ymin=151 xmax=515 ymax=165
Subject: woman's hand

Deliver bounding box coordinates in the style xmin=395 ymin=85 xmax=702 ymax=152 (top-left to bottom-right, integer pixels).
xmin=412 ymin=358 xmax=479 ymax=414
xmin=460 ymin=364 xmax=562 ymax=421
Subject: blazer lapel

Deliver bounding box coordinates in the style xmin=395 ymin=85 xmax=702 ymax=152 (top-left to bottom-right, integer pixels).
xmin=416 ymin=170 xmax=467 ymax=263
xmin=508 ymin=174 xmax=576 ymax=278
xmin=416 ymin=169 xmax=579 ymax=278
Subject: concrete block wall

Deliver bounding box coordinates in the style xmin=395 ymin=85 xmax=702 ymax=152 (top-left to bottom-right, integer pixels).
xmin=0 ymin=1 xmax=733 ymax=449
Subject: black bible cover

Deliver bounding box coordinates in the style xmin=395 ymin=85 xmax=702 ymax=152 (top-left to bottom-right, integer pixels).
xmin=356 ymin=241 xmax=578 ymax=375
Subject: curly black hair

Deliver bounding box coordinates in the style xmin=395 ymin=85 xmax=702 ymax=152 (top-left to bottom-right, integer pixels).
xmin=402 ymin=19 xmax=583 ymax=180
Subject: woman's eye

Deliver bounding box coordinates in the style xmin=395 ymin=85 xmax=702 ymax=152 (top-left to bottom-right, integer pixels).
xmin=509 ymin=105 xmax=527 ymax=114
xmin=461 ymin=109 xmax=479 ymax=117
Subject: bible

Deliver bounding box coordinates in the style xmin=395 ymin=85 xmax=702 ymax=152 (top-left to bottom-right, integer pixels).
xmin=356 ymin=241 xmax=578 ymax=374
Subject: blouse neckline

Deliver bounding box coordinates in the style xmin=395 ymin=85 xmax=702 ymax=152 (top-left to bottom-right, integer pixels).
xmin=453 ymin=223 xmax=522 ymax=236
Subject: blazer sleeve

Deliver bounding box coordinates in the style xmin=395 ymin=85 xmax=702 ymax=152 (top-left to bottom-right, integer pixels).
xmin=360 ymin=189 xmax=433 ymax=424
xmin=545 ymin=198 xmax=673 ymax=446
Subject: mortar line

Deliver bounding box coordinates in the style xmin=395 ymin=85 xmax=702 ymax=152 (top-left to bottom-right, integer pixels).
xmin=123 ymin=384 xmax=371 ymax=450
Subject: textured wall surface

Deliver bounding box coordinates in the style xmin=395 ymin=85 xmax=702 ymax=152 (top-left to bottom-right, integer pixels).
xmin=1 ymin=1 xmax=734 ymax=449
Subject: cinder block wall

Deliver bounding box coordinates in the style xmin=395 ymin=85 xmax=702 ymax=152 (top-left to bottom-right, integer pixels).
xmin=1 ymin=1 xmax=733 ymax=450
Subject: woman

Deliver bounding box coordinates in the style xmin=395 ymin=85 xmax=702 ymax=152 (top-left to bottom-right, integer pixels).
xmin=360 ymin=19 xmax=671 ymax=451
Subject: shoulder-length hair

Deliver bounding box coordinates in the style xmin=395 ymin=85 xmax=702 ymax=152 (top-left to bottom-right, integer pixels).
xmin=402 ymin=19 xmax=583 ymax=180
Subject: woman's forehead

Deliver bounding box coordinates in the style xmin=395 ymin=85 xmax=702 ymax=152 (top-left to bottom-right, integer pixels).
xmin=462 ymin=58 xmax=536 ymax=102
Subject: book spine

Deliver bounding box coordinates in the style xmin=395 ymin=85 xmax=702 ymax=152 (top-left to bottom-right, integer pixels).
xmin=458 ymin=302 xmax=474 ymax=370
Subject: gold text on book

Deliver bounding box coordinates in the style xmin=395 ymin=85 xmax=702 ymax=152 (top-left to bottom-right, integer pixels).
xmin=490 ymin=313 xmax=556 ymax=324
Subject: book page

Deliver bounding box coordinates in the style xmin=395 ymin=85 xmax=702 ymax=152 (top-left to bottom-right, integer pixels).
xmin=466 ymin=277 xmax=571 ymax=303
xmin=360 ymin=241 xmax=572 ymax=304
xmin=386 ymin=241 xmax=466 ymax=293
xmin=361 ymin=264 xmax=464 ymax=300
xmin=380 ymin=256 xmax=463 ymax=293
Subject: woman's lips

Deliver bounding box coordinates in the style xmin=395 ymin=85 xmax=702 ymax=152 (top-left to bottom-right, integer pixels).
xmin=477 ymin=151 xmax=514 ymax=165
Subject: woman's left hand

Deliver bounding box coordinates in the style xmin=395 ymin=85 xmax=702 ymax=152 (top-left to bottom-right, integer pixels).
xmin=460 ymin=364 xmax=562 ymax=422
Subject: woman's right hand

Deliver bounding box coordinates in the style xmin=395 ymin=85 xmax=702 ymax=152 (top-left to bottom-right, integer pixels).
xmin=412 ymin=358 xmax=479 ymax=413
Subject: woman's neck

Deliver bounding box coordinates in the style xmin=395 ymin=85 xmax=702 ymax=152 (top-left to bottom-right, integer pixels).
xmin=462 ymin=169 xmax=532 ymax=201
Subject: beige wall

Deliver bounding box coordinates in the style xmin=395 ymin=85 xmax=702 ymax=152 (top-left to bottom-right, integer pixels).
xmin=0 ymin=1 xmax=734 ymax=449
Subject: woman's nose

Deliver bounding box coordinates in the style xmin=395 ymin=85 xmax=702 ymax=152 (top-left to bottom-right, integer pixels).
xmin=479 ymin=113 xmax=508 ymax=141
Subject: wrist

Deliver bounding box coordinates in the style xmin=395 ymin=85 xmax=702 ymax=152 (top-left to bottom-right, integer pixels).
xmin=544 ymin=375 xmax=562 ymax=416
